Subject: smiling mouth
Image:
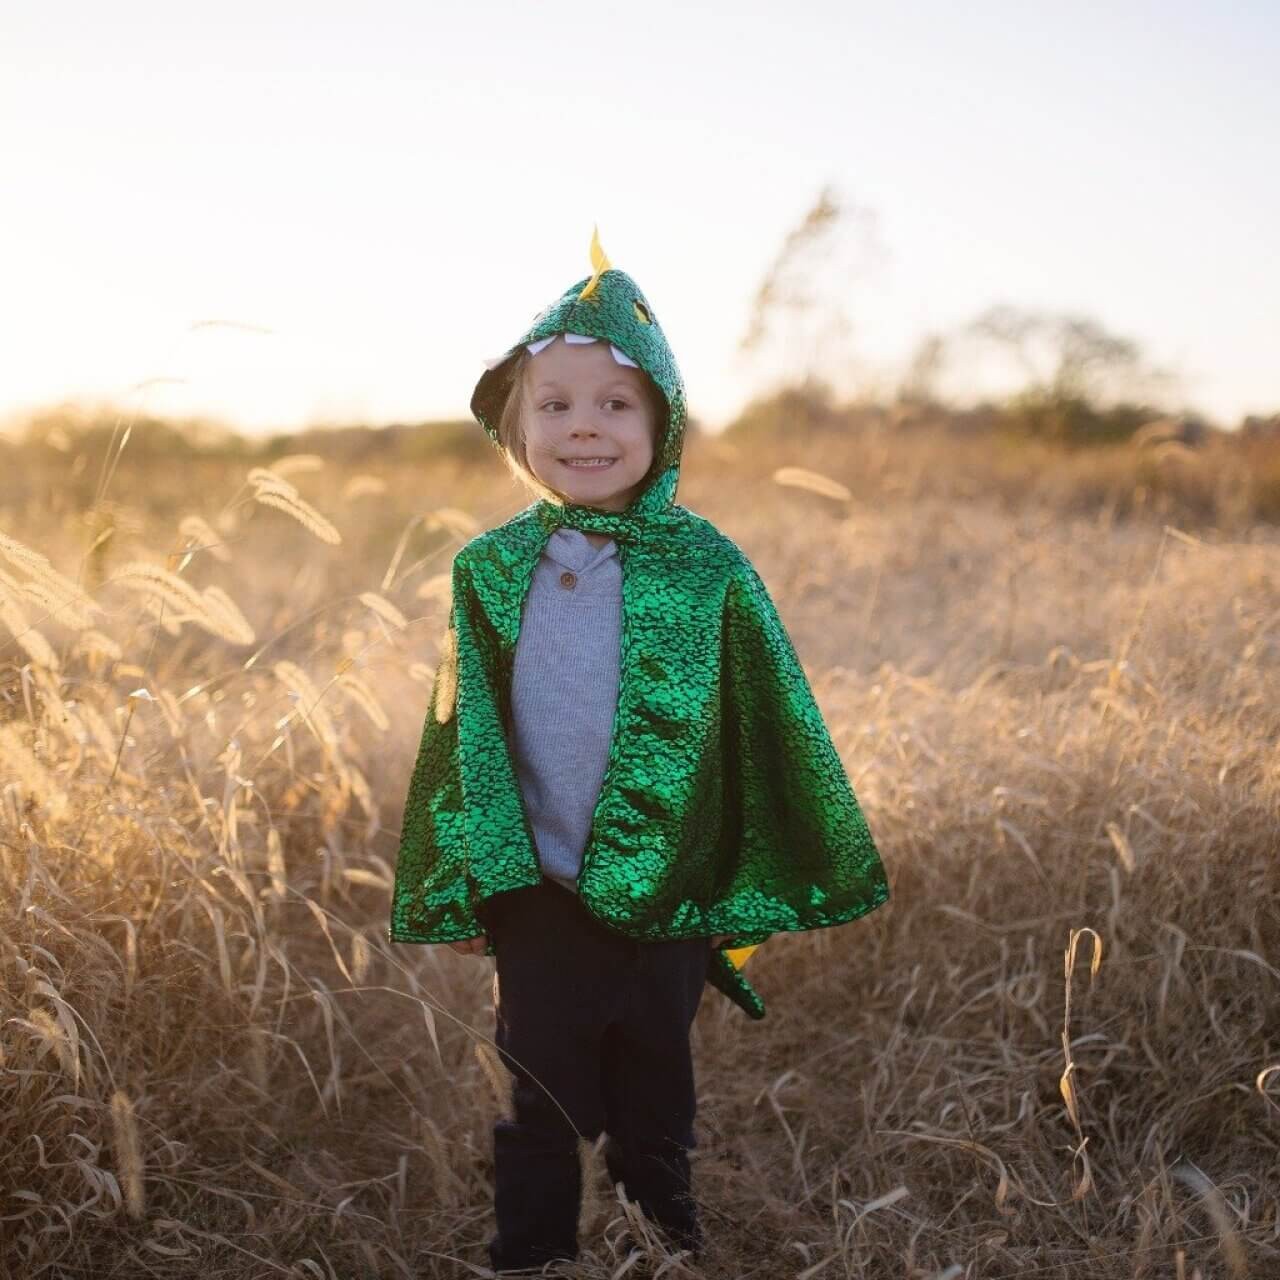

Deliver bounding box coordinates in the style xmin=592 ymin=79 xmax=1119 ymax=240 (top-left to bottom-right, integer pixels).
xmin=560 ymin=457 xmax=617 ymax=469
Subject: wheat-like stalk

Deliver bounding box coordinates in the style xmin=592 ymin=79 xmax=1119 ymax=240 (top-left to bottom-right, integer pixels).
xmin=0 ymin=530 xmax=101 ymax=611
xmin=29 ymin=666 xmax=82 ymax=752
xmin=423 ymin=506 xmax=481 ymax=540
xmin=109 ymin=1090 xmax=145 ymax=1220
xmin=253 ymin=490 xmax=342 ymax=545
xmin=0 ymin=532 xmax=103 ymax=664
xmin=199 ymin=584 xmax=256 ymax=644
xmin=13 ymin=576 xmax=100 ymax=630
xmin=474 ymin=1042 xmax=512 ymax=1112
xmin=242 ymin=1026 xmax=269 ymax=1095
xmin=0 ymin=723 xmax=68 ymax=818
xmin=0 ymin=563 xmax=99 ymax=632
xmin=268 ymin=454 xmax=325 ymax=479
xmin=177 ymin=514 xmax=233 ymax=563
xmin=1170 ymin=1162 xmax=1249 ymax=1278
xmin=772 ymin=465 xmax=853 ymax=502
xmin=415 ymin=571 xmax=452 ymax=605
xmin=0 ymin=586 xmax=60 ymax=668
xmin=71 ymin=629 xmax=124 ymax=662
xmin=433 ymin=625 xmax=457 ymax=725
xmin=273 ymin=660 xmax=340 ymax=749
xmin=350 ymin=932 xmax=372 ymax=985
xmin=358 ymin=591 xmax=407 ymax=631
xmin=246 ymin=466 xmax=298 ymax=499
xmin=26 ymin=1007 xmax=77 ymax=1081
xmin=337 ymin=672 xmax=390 ymax=731
xmin=108 ymin=560 xmax=248 ymax=641
xmin=344 ymin=760 xmax=376 ymax=832
xmin=0 ymin=528 xmax=50 ymax=574
xmin=265 ymin=826 xmax=287 ymax=902
xmin=342 ymin=474 xmax=387 ymax=501
xmin=137 ymin=591 xmax=188 ymax=637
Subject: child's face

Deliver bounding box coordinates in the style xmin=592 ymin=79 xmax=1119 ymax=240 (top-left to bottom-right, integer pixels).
xmin=519 ymin=338 xmax=659 ymax=512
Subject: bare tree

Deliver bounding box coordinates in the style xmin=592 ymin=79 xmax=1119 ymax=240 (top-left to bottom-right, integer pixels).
xmin=736 ymin=184 xmax=888 ymax=398
xmin=899 ymin=332 xmax=947 ymax=406
xmin=965 ymin=305 xmax=1171 ymax=406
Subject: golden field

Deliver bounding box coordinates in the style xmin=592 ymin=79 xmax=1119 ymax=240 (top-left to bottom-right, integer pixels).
xmin=1 ymin=407 xmax=1278 ymax=1279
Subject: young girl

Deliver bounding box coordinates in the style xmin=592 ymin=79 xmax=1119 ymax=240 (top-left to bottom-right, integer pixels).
xmin=390 ymin=230 xmax=890 ymax=1272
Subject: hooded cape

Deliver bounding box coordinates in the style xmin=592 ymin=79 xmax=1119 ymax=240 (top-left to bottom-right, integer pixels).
xmin=389 ymin=233 xmax=889 ymax=1018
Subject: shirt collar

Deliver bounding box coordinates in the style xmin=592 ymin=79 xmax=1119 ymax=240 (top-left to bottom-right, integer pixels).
xmin=543 ymin=526 xmax=618 ymax=573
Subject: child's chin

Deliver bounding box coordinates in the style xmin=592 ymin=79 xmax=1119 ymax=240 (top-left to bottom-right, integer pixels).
xmin=568 ymin=494 xmax=629 ymax=511
xmin=556 ymin=481 xmax=635 ymax=508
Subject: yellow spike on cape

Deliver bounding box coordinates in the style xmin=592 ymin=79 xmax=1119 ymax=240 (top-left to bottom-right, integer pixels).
xmin=577 ymin=224 xmax=612 ymax=301
xmin=725 ymin=944 xmax=758 ymax=969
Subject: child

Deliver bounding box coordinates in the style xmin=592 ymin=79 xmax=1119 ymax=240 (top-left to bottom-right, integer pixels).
xmin=389 ymin=229 xmax=890 ymax=1272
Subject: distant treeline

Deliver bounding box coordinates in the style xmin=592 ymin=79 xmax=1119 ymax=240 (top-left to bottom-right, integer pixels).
xmin=8 ymin=384 xmax=1280 ymax=465
xmin=5 ymin=382 xmax=1279 ymax=529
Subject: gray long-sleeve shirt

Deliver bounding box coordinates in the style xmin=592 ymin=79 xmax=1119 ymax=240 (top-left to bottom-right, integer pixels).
xmin=505 ymin=527 xmax=622 ymax=894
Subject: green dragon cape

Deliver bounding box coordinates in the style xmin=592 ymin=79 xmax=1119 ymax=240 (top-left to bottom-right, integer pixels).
xmin=389 ymin=232 xmax=889 ymax=1018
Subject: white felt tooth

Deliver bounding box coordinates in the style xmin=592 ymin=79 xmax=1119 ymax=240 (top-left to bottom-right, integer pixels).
xmin=563 ymin=332 xmax=598 ymax=344
xmin=525 ymin=336 xmax=557 ymax=356
xmin=482 ymin=351 xmax=513 ymax=370
xmin=610 ymin=345 xmax=639 ymax=367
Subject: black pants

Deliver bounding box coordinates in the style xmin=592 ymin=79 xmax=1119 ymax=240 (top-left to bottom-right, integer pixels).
xmin=479 ymin=876 xmax=710 ymax=1272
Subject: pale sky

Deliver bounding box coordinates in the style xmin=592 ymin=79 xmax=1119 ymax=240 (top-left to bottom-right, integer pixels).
xmin=3 ymin=1 xmax=1277 ymax=435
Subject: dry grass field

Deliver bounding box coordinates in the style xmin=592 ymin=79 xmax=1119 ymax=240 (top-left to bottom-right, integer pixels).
xmin=1 ymin=411 xmax=1278 ymax=1279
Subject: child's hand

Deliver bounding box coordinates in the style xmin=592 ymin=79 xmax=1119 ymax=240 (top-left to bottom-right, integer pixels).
xmin=447 ymin=934 xmax=489 ymax=956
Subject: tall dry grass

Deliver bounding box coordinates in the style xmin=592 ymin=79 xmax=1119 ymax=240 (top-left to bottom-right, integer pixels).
xmin=1 ymin=417 xmax=1278 ymax=1278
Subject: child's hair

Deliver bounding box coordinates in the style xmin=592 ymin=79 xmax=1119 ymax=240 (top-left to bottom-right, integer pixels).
xmin=492 ymin=347 xmax=670 ymax=500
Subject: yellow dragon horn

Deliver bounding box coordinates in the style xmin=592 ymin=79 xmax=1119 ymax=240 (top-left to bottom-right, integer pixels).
xmin=577 ymin=224 xmax=612 ymax=301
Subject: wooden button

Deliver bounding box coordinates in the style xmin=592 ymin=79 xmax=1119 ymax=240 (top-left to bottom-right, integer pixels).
xmin=559 ymin=570 xmax=577 ymax=589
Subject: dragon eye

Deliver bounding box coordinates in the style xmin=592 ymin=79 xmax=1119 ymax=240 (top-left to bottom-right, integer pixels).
xmin=633 ymin=300 xmax=652 ymax=325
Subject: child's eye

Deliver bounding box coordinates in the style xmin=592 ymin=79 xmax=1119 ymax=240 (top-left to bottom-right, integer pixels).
xmin=539 ymin=398 xmax=629 ymax=412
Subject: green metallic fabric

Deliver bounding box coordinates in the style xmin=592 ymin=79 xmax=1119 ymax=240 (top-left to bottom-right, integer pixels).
xmin=389 ymin=261 xmax=889 ymax=1019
